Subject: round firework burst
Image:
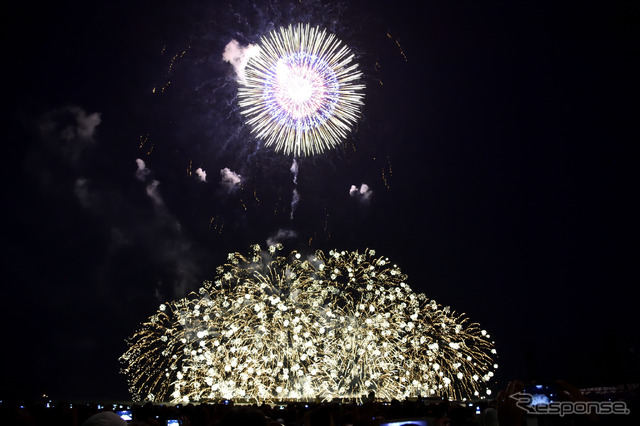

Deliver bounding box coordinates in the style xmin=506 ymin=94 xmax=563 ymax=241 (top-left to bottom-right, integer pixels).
xmin=238 ymin=24 xmax=365 ymax=156
xmin=121 ymin=245 xmax=497 ymax=404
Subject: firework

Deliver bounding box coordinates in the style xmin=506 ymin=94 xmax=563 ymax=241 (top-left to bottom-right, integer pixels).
xmin=121 ymin=245 xmax=497 ymax=403
xmin=237 ymin=24 xmax=365 ymax=156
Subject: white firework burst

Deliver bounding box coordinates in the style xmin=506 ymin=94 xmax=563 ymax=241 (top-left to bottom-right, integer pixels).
xmin=121 ymin=245 xmax=497 ymax=404
xmin=238 ymin=23 xmax=365 ymax=156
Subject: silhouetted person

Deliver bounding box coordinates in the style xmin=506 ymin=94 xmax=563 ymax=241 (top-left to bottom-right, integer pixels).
xmin=219 ymin=406 xmax=268 ymax=426
xmin=82 ymin=411 xmax=127 ymax=426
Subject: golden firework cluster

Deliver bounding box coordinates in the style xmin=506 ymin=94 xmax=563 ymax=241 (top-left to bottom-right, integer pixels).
xmin=121 ymin=245 xmax=497 ymax=404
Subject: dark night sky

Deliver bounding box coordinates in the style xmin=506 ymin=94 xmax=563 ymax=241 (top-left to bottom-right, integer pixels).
xmin=2 ymin=0 xmax=638 ymax=401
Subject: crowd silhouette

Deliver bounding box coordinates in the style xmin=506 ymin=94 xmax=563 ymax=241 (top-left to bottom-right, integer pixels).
xmin=1 ymin=380 xmax=636 ymax=426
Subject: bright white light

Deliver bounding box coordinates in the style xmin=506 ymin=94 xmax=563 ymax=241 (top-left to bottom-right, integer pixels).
xmin=121 ymin=246 xmax=497 ymax=403
xmin=238 ymin=24 xmax=364 ymax=156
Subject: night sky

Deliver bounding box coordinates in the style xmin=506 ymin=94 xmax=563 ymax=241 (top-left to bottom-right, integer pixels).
xmin=2 ymin=0 xmax=638 ymax=402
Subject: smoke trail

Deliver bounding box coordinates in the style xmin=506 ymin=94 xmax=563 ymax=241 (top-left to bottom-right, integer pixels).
xmin=349 ymin=183 xmax=373 ymax=204
xmin=266 ymin=229 xmax=297 ymax=247
xmin=222 ymin=40 xmax=260 ymax=83
xmin=220 ymin=167 xmax=242 ymax=193
xmin=135 ymin=158 xmax=150 ymax=181
xmin=290 ymin=189 xmax=300 ymax=220
xmin=290 ymin=158 xmax=299 ymax=185
xmin=290 ymin=159 xmax=299 ymax=220
xmin=195 ymin=168 xmax=207 ymax=182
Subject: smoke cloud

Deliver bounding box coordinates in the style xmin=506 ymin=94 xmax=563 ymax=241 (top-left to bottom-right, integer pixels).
xmin=220 ymin=167 xmax=242 ymax=192
xmin=38 ymin=106 xmax=101 ymax=143
xmin=34 ymin=106 xmax=101 ymax=169
xmin=62 ymin=107 xmax=101 ymax=141
xmin=290 ymin=159 xmax=299 ymax=185
xmin=74 ymin=178 xmax=91 ymax=208
xmin=195 ymin=167 xmax=207 ymax=182
xmin=222 ymin=40 xmax=260 ymax=82
xmin=135 ymin=158 xmax=164 ymax=205
xmin=349 ymin=183 xmax=373 ymax=203
xmin=135 ymin=158 xmax=151 ymax=181
xmin=146 ymin=180 xmax=164 ymax=206
xmin=290 ymin=159 xmax=300 ymax=220
xmin=26 ymin=105 xmax=207 ymax=313
xmin=266 ymin=229 xmax=298 ymax=247
xmin=290 ymin=189 xmax=300 ymax=220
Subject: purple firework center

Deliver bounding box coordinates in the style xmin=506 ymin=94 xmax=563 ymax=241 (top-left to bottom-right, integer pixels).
xmin=264 ymin=52 xmax=339 ymax=131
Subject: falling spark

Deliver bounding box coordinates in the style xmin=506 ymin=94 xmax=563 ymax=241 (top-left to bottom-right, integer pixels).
xmin=209 ymin=216 xmax=223 ymax=235
xmin=121 ymin=246 xmax=497 ymax=404
xmin=167 ymin=51 xmax=185 ymax=75
xmin=238 ymin=24 xmax=365 ymax=156
xmin=386 ymin=31 xmax=408 ymax=61
xmin=382 ymin=168 xmax=390 ymax=190
xmin=139 ymin=134 xmax=149 ymax=149
xmin=160 ymin=81 xmax=171 ymax=93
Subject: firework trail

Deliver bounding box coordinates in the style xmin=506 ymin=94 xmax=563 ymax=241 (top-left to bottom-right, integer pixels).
xmin=237 ymin=23 xmax=365 ymax=156
xmin=121 ymin=245 xmax=497 ymax=404
xmin=290 ymin=159 xmax=299 ymax=185
xmin=290 ymin=159 xmax=299 ymax=220
xmin=290 ymin=189 xmax=300 ymax=221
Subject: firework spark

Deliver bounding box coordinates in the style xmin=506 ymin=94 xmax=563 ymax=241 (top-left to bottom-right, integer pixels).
xmin=121 ymin=245 xmax=497 ymax=404
xmin=237 ymin=24 xmax=365 ymax=156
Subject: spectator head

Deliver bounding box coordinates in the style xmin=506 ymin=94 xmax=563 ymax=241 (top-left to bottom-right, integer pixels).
xmin=82 ymin=411 xmax=127 ymax=426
